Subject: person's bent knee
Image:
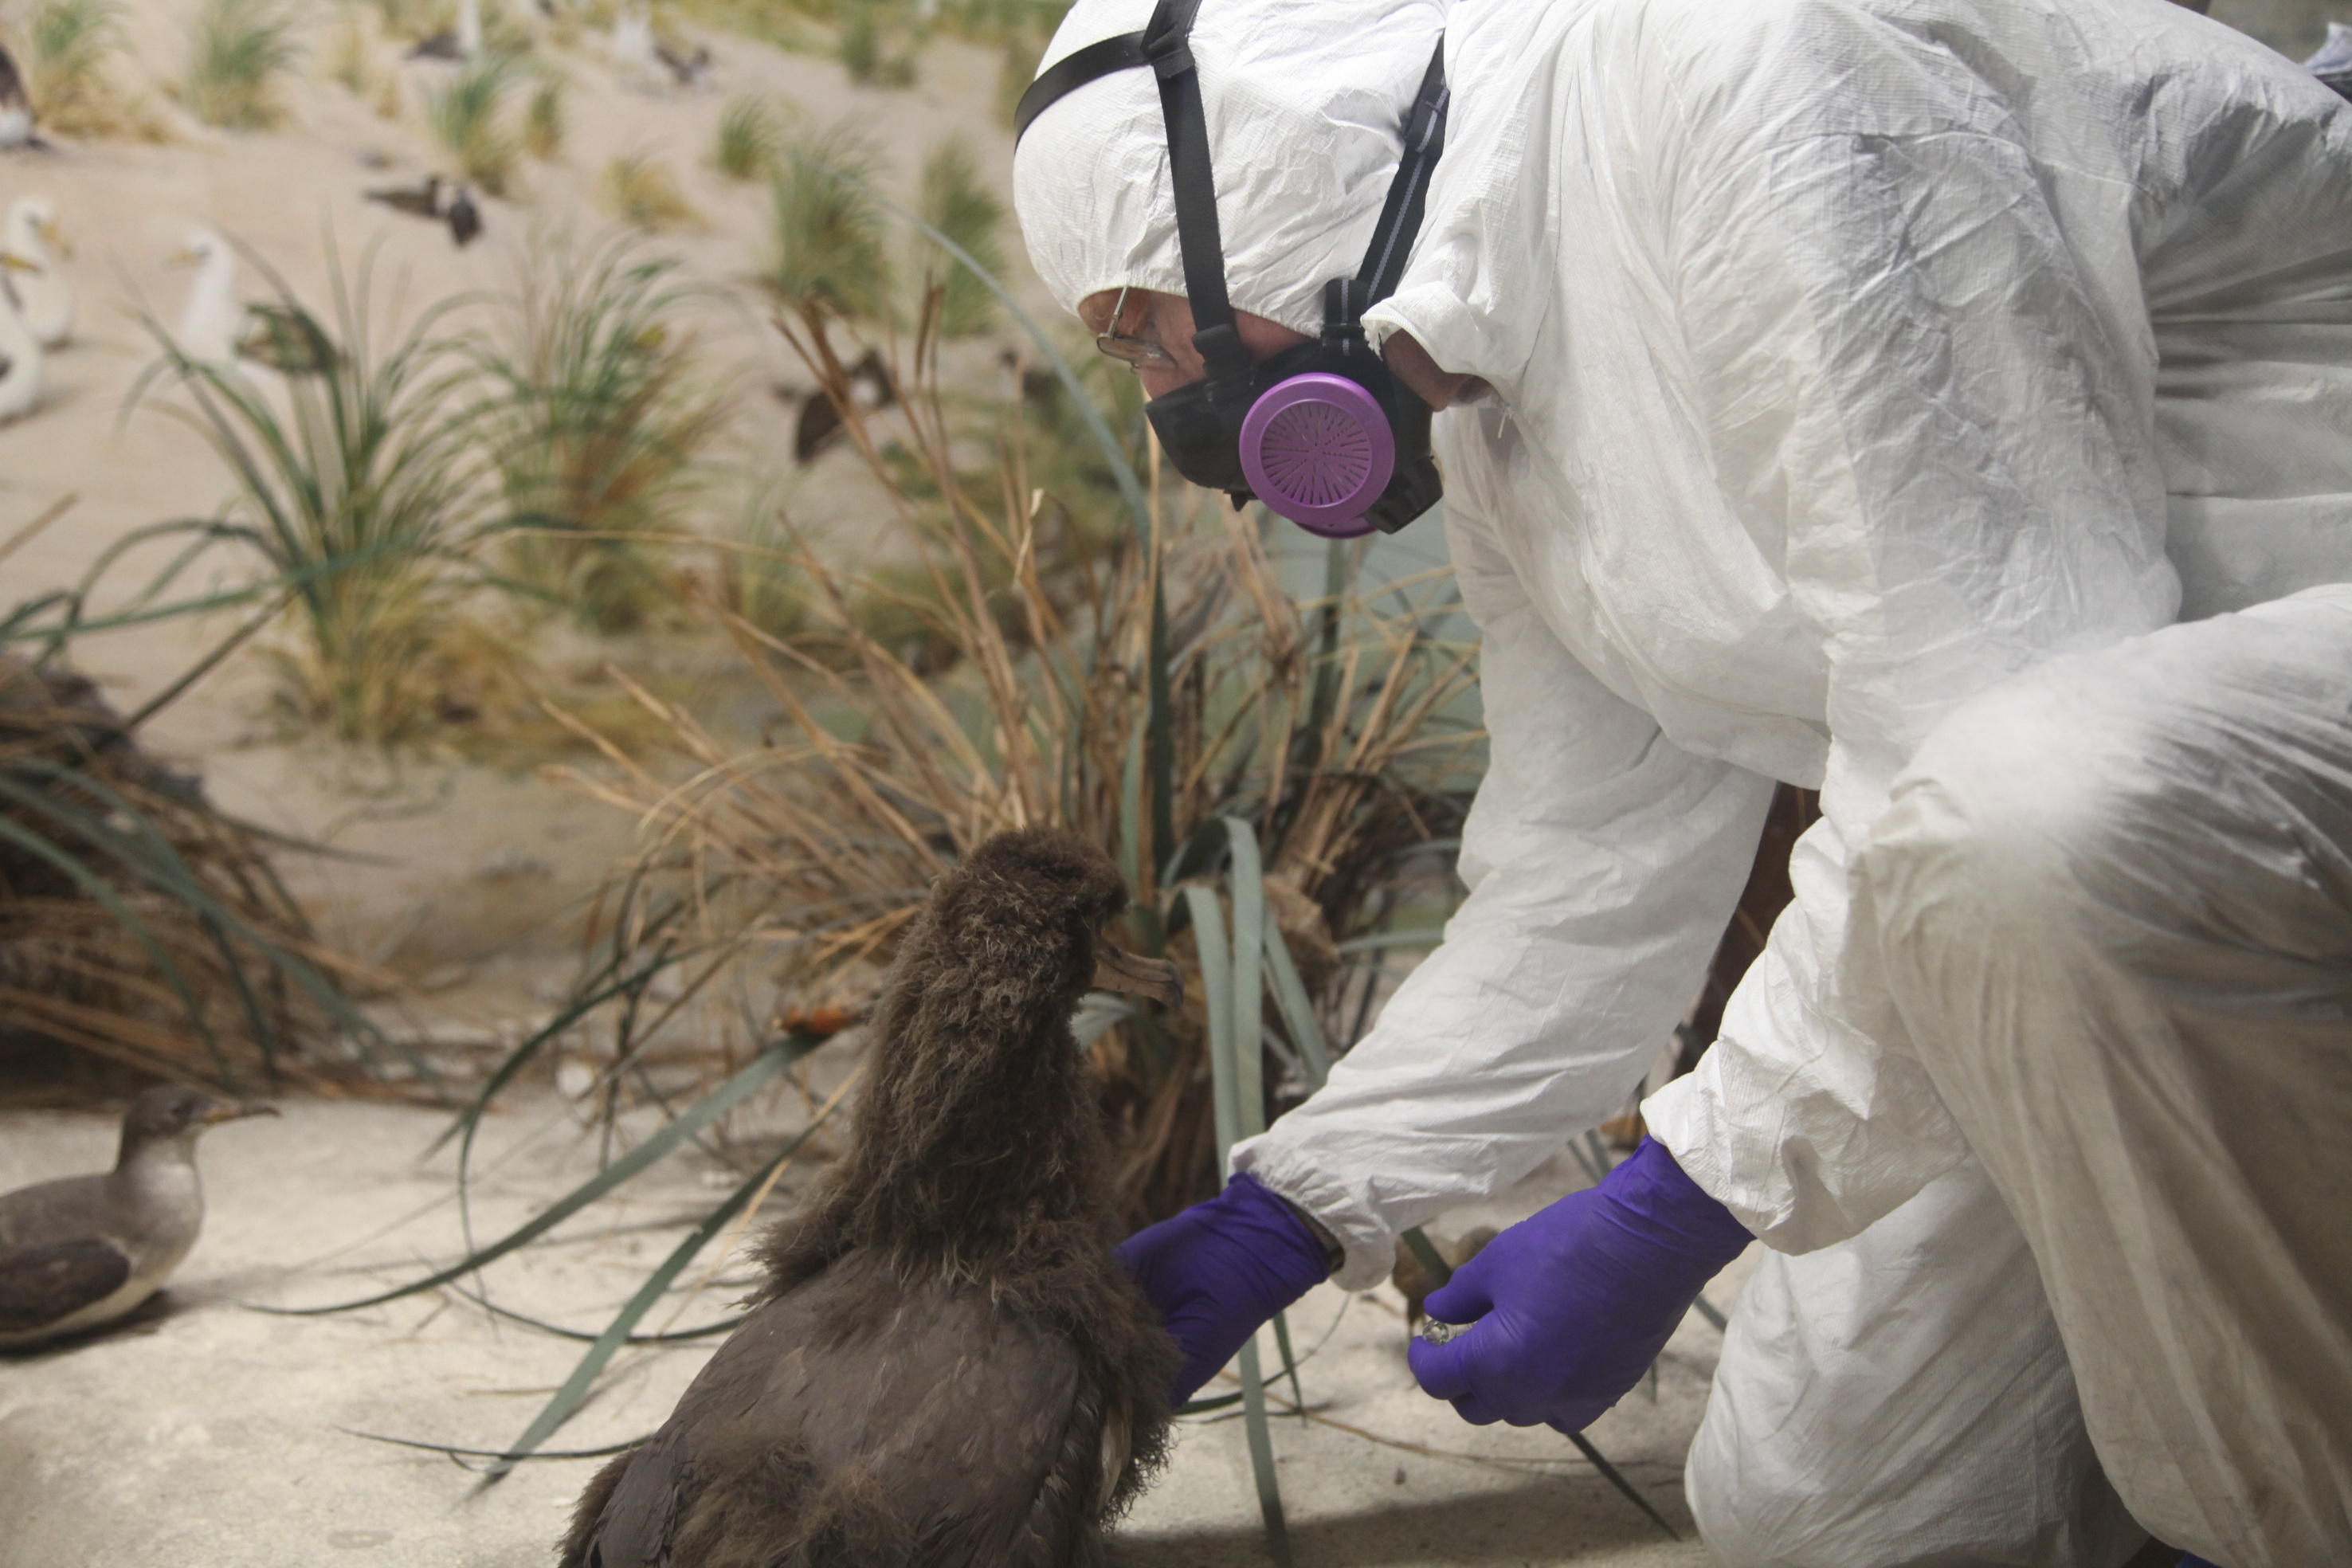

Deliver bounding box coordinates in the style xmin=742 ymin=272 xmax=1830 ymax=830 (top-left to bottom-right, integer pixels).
xmin=1860 ymin=668 xmax=2140 ymax=958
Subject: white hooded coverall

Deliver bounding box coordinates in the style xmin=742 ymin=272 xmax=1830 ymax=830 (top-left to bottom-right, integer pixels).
xmin=1013 ymin=0 xmax=2352 ymax=1562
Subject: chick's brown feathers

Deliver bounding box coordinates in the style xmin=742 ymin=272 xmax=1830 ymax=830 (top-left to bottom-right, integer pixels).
xmin=562 ymin=829 xmax=1177 ymax=1568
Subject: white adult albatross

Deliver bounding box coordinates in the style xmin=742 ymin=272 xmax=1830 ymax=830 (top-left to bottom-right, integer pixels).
xmin=3 ymin=198 xmax=73 ymax=348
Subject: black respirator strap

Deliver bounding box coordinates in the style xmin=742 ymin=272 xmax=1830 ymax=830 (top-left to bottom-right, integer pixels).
xmin=1356 ymin=41 xmax=1449 ymax=305
xmin=1142 ymin=0 xmax=1252 ymax=390
xmin=1010 ymin=7 xmax=1448 ymax=391
xmin=1013 ymin=32 xmax=1148 ymax=142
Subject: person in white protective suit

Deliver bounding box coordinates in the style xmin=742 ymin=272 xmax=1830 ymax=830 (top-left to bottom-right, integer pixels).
xmin=1012 ymin=0 xmax=2352 ymax=1562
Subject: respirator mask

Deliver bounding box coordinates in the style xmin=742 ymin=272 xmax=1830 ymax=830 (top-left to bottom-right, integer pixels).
xmin=1014 ymin=0 xmax=1450 ymax=538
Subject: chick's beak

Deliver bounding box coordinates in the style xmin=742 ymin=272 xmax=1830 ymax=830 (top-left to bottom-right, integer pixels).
xmin=1092 ymin=940 xmax=1184 ymax=1009
xmin=0 ymin=253 xmax=35 ymax=275
xmin=203 ymin=1100 xmax=280 ymax=1125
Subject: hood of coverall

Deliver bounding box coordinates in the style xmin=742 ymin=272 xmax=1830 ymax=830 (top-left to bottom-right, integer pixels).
xmin=1011 ymin=0 xmax=1449 ymax=339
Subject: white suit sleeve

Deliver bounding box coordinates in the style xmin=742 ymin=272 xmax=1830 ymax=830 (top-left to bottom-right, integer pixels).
xmin=1232 ymin=499 xmax=1775 ymax=1290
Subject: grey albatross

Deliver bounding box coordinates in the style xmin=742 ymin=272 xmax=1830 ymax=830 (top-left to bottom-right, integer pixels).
xmin=0 ymin=1085 xmax=275 ymax=1348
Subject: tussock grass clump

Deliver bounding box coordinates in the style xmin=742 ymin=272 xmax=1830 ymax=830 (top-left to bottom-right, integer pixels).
xmin=835 ymin=1 xmax=913 ymax=85
xmin=179 ymin=0 xmax=301 ymax=131
xmin=20 ymin=0 xmax=156 ymax=140
xmin=716 ymin=484 xmax=805 ymax=641
xmin=425 ymin=49 xmax=523 ymax=195
xmin=327 ymin=7 xmax=376 ymax=96
xmin=598 ymin=151 xmax=700 ymax=232
xmin=523 ymin=72 xmax=565 ymax=159
xmin=130 ymin=240 xmax=513 ymax=746
xmin=765 ymin=120 xmax=888 ymax=321
xmin=474 ymin=234 xmax=731 ymax=634
xmin=914 ymin=139 xmax=1003 ymax=339
xmin=0 ymin=656 xmax=371 ymax=1096
xmin=550 ymin=310 xmax=1478 ymax=1226
xmin=711 ymin=91 xmax=780 ymax=181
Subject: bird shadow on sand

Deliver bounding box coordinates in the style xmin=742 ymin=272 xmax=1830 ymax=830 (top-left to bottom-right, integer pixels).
xmin=1109 ymin=1476 xmax=1693 ymax=1566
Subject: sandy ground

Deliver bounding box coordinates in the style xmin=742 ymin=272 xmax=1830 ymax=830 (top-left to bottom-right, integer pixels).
xmin=0 ymin=1093 xmax=1746 ymax=1567
xmin=0 ymin=0 xmax=1050 ymax=1029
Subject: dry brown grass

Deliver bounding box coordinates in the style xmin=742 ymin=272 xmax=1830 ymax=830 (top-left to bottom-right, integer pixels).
xmin=0 ymin=657 xmax=378 ymax=1098
xmin=540 ymin=306 xmax=1479 ymax=1225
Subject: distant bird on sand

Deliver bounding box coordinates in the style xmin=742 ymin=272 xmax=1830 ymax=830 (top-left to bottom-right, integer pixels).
xmin=560 ymin=829 xmax=1185 ymax=1568
xmin=365 ymin=174 xmax=484 ymax=247
xmin=170 ymin=228 xmax=245 ymax=365
xmin=792 ymin=348 xmax=895 ymax=464
xmin=366 ymin=171 xmax=444 ymax=218
xmin=0 ymin=43 xmax=43 ymax=151
xmin=0 ymin=1085 xmax=276 ymax=1349
xmin=607 ymin=6 xmax=661 ymax=83
xmin=445 ymin=184 xmax=482 ymax=246
xmin=5 ymin=198 xmax=75 ymax=347
xmin=406 ymin=0 xmax=483 ymax=60
xmin=653 ymin=35 xmax=712 ymax=89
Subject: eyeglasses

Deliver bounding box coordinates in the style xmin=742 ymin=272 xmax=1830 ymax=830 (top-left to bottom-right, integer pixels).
xmin=1094 ymin=286 xmax=1175 ymax=370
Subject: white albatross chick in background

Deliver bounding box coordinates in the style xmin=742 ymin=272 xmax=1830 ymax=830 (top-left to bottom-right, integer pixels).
xmin=171 ymin=228 xmax=245 ymax=365
xmin=4 ymin=198 xmax=74 ymax=347
xmin=608 ymin=6 xmax=661 ymax=84
xmin=0 ymin=252 xmax=45 ymax=421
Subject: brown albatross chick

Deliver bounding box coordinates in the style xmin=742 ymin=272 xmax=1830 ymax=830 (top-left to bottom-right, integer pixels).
xmin=561 ymin=828 xmax=1184 ymax=1568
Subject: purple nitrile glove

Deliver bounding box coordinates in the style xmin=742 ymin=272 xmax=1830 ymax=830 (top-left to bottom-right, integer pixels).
xmin=1117 ymin=1172 xmax=1332 ymax=1405
xmin=1409 ymin=1138 xmax=1752 ymax=1433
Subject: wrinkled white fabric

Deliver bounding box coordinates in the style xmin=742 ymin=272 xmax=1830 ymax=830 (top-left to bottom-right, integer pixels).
xmin=1239 ymin=0 xmax=2352 ymax=1257
xmin=1011 ymin=0 xmax=1445 ymax=336
xmin=1691 ymin=1160 xmax=2144 ymax=1568
xmin=1017 ymin=0 xmax=2352 ymax=1556
xmin=1855 ymin=586 xmax=2352 ymax=1566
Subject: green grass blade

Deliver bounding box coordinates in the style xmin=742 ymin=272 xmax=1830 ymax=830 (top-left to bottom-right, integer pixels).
xmin=1400 ymin=1226 xmax=1452 ymax=1289
xmin=1221 ymin=818 xmax=1266 ymax=1141
xmin=0 ymin=812 xmax=234 ymax=1080
xmin=1236 ymin=1336 xmax=1293 ymax=1566
xmin=486 ymin=1096 xmax=845 ymax=1478
xmin=1190 ymin=838 xmax=1292 ymax=1562
xmin=1270 ymin=1308 xmax=1306 ymax=1413
xmin=448 ymin=1281 xmax=743 ymax=1344
xmin=1261 ymin=923 xmax=1330 ymax=1092
xmin=1564 ymin=1429 xmax=1680 ymax=1540
xmin=265 ymin=1035 xmax=820 ymax=1315
xmin=341 ymin=1428 xmax=647 ymax=1465
xmin=1183 ymin=884 xmax=1239 ymax=1166
xmin=1149 ymin=567 xmax=1175 ymax=888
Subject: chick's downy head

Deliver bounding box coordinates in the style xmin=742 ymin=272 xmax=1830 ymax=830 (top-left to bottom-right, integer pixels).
xmin=920 ymin=830 xmax=1182 ymax=1024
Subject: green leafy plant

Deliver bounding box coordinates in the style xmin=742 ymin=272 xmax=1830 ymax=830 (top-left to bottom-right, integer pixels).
xmin=425 ymin=49 xmax=523 ymax=195
xmin=914 ymin=140 xmax=1003 ymax=339
xmin=711 ymin=91 xmax=780 ymax=181
xmin=127 ymin=238 xmax=511 ymax=746
xmin=472 ymin=233 xmax=731 ymax=634
xmin=763 ymin=120 xmax=889 ymax=321
xmin=178 ymin=0 xmax=302 ymax=131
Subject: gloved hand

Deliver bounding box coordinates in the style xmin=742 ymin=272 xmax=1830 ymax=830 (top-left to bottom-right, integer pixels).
xmin=1408 ymin=1138 xmax=1751 ymax=1433
xmin=1117 ymin=1172 xmax=1332 ymax=1405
